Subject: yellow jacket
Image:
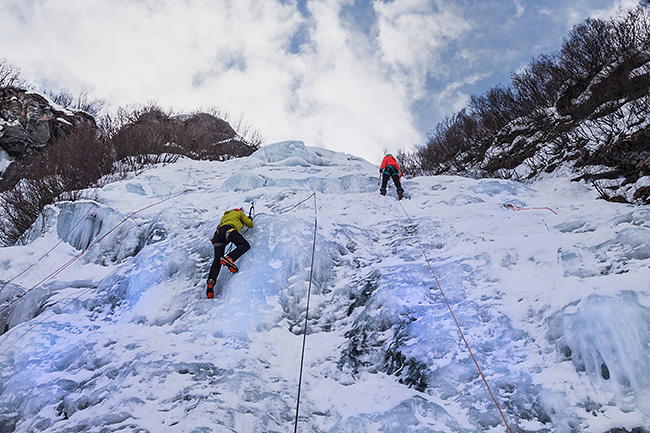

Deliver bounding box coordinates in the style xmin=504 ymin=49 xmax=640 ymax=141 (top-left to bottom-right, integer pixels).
xmin=219 ymin=209 xmax=254 ymax=232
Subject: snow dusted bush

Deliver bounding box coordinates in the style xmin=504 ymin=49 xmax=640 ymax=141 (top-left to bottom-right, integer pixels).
xmin=404 ymin=5 xmax=650 ymax=204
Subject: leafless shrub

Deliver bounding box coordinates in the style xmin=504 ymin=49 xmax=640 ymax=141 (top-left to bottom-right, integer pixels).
xmin=100 ymin=104 xmax=260 ymax=167
xmin=0 ymin=123 xmax=115 ymax=245
xmin=229 ymin=114 xmax=264 ymax=149
xmin=47 ymin=89 xmax=105 ymax=117
xmin=415 ymin=110 xmax=481 ymax=174
xmin=511 ymin=55 xmax=566 ymax=114
xmin=612 ymin=6 xmax=650 ymax=53
xmin=202 ymin=107 xmax=264 ymax=149
xmin=0 ymin=176 xmax=65 ymax=245
xmin=113 ymin=154 xmax=180 ymax=178
xmin=1 ymin=68 xmax=262 ymax=244
xmin=559 ymin=18 xmax=614 ymax=80
xmin=59 ymin=188 xmax=101 ymax=203
xmin=409 ymin=3 xmax=650 ymax=178
xmin=0 ymin=58 xmax=25 ymax=88
xmin=469 ymin=86 xmax=518 ymax=132
xmin=101 ymin=104 xmax=180 ymax=161
xmin=27 ymin=124 xmax=114 ymax=191
xmin=395 ymin=149 xmax=422 ymax=178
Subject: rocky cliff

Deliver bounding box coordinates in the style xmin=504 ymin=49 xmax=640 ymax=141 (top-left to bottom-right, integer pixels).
xmin=0 ymin=87 xmax=96 ymax=158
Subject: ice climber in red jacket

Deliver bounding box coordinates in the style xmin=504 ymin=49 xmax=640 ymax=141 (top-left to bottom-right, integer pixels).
xmin=379 ymin=154 xmax=404 ymax=200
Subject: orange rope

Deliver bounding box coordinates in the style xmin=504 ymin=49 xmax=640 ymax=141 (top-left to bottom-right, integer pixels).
xmin=398 ymin=199 xmax=514 ymax=433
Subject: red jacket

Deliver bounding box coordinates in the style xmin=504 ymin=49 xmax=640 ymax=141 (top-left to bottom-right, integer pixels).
xmin=380 ymin=155 xmax=401 ymax=178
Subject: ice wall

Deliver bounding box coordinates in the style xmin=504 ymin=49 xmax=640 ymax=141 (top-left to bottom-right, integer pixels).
xmin=1 ymin=141 xmax=650 ymax=432
xmin=551 ymin=292 xmax=650 ymax=414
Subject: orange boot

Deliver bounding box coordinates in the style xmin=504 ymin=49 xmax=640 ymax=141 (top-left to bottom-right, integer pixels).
xmin=220 ymin=256 xmax=239 ymax=273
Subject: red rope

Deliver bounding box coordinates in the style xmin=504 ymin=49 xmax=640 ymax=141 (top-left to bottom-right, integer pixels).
xmin=504 ymin=203 xmax=557 ymax=215
xmin=398 ymin=200 xmax=514 ymax=433
xmin=0 ymin=190 xmax=190 ymax=317
xmin=0 ymin=203 xmax=97 ymax=296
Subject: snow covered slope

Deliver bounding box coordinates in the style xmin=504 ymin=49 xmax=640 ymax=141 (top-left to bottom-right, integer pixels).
xmin=1 ymin=141 xmax=649 ymax=432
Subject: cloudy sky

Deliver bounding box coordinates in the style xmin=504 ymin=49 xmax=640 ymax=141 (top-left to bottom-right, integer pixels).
xmin=0 ymin=0 xmax=639 ymax=163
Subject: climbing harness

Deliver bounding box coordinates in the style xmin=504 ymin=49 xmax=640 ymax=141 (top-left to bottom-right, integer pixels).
xmin=219 ymin=202 xmax=256 ymax=257
xmin=397 ymin=199 xmax=515 ymax=433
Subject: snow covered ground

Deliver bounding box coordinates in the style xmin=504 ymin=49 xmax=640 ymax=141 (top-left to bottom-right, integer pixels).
xmin=1 ymin=141 xmax=649 ymax=432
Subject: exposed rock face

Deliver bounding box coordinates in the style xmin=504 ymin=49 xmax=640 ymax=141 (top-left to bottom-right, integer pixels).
xmin=556 ymin=51 xmax=650 ymax=120
xmin=0 ymin=87 xmax=96 ymax=157
xmin=114 ymin=109 xmax=257 ymax=160
xmin=179 ymin=112 xmax=256 ymax=159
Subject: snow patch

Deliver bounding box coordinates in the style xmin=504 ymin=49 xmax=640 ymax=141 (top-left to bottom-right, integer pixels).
xmin=0 ymin=147 xmax=12 ymax=174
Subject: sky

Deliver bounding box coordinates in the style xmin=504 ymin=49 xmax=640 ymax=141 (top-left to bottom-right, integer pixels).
xmin=0 ymin=0 xmax=640 ymax=163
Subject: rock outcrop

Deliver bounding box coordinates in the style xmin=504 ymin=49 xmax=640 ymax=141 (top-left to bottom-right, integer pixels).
xmin=0 ymin=87 xmax=96 ymax=158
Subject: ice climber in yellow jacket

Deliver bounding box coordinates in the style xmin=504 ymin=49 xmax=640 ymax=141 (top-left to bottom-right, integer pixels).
xmin=206 ymin=207 xmax=254 ymax=298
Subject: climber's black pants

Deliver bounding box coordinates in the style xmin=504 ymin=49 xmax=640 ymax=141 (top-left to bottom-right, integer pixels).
xmin=380 ymin=166 xmax=403 ymax=194
xmin=208 ymin=225 xmax=250 ymax=281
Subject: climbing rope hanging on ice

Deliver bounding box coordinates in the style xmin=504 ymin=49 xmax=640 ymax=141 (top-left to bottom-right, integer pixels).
xmin=208 ymin=191 xmax=319 ymax=422
xmin=0 ymin=189 xmax=192 ymax=331
xmin=0 ymin=203 xmax=98 ymax=296
xmin=0 ymin=283 xmax=97 ymax=356
xmin=248 ymin=192 xmax=317 ymax=222
xmin=397 ymin=199 xmax=515 ymax=433
xmin=293 ymin=192 xmax=317 ymax=433
xmin=504 ymin=203 xmax=557 ymax=232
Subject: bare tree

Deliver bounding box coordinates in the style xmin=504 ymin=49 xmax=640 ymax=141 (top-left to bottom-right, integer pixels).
xmin=48 ymin=89 xmax=105 ymax=116
xmin=0 ymin=58 xmax=25 ymax=88
xmin=559 ymin=18 xmax=614 ymax=79
xmin=407 ymin=4 xmax=650 ymax=182
xmin=511 ymin=55 xmax=565 ymax=113
xmin=469 ymin=85 xmax=518 ymax=132
xmin=612 ymin=5 xmax=650 ymax=53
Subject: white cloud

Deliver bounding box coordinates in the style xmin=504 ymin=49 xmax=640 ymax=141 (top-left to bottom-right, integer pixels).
xmin=513 ymin=0 xmax=525 ymax=18
xmin=433 ymin=71 xmax=492 ymax=116
xmin=0 ymin=0 xmax=641 ymax=164
xmin=559 ymin=0 xmax=640 ymax=29
xmin=374 ymin=0 xmax=470 ymax=82
xmin=0 ymin=0 xmax=422 ymax=163
xmin=277 ymin=0 xmax=421 ymax=162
